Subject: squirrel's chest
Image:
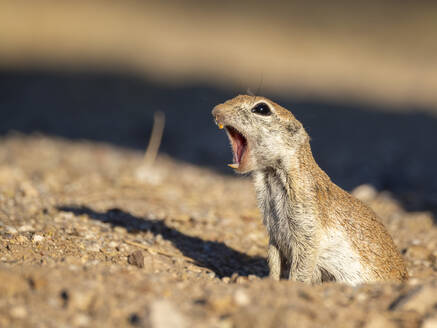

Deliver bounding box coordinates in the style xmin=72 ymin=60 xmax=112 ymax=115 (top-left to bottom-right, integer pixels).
xmin=253 ymin=171 xmax=306 ymax=249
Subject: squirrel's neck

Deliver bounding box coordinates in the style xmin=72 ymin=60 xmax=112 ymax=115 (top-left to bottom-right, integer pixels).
xmin=281 ymin=140 xmax=330 ymax=194
xmin=253 ymin=140 xmax=331 ymax=214
xmin=252 ymin=140 xmax=330 ymax=246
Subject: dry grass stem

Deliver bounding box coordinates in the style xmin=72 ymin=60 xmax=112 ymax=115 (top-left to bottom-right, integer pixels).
xmin=143 ymin=111 xmax=165 ymax=167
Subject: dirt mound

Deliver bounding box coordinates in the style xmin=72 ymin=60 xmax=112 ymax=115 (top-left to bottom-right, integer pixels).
xmin=0 ymin=136 xmax=436 ymax=327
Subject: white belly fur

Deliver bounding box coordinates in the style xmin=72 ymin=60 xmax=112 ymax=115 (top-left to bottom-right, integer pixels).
xmin=318 ymin=227 xmax=371 ymax=285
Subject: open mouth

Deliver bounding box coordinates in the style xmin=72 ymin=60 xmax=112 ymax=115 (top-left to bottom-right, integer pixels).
xmin=225 ymin=126 xmax=248 ymax=169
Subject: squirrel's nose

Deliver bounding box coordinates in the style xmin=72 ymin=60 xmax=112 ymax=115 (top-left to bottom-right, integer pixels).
xmin=212 ymin=105 xmax=225 ymax=126
xmin=211 ymin=105 xmax=221 ymax=119
xmin=212 ymin=106 xmax=226 ymax=129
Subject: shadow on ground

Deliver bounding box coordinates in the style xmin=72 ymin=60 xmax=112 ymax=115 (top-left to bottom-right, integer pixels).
xmin=58 ymin=205 xmax=269 ymax=278
xmin=2 ymin=68 xmax=437 ymax=216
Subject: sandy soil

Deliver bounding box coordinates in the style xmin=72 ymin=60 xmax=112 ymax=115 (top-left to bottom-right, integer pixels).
xmin=0 ymin=136 xmax=436 ymax=327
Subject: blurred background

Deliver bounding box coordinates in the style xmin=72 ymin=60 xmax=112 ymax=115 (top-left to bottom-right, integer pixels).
xmin=1 ymin=0 xmax=436 ymax=213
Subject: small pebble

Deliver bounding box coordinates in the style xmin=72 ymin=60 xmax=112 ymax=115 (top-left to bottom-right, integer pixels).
xmin=32 ymin=234 xmax=44 ymax=243
xmin=70 ymin=289 xmax=96 ymax=312
xmin=423 ymin=316 xmax=437 ymax=328
xmin=150 ymin=300 xmax=187 ymax=328
xmin=18 ymin=225 xmax=34 ymax=233
xmin=72 ymin=313 xmax=90 ymax=327
xmin=87 ymin=242 xmax=100 ymax=252
xmin=247 ymin=274 xmax=258 ymax=281
xmin=405 ymin=245 xmax=433 ymax=261
xmin=83 ymin=231 xmax=97 ymax=240
xmin=15 ymin=235 xmax=28 ymax=243
xmin=128 ymin=251 xmax=145 ymax=268
xmin=234 ymin=289 xmax=250 ymax=306
xmin=236 ymin=276 xmax=248 ymax=284
xmin=5 ymin=226 xmax=17 ymax=234
xmin=60 ymin=289 xmax=69 ymax=308
xmin=356 ymin=293 xmax=368 ymax=302
xmin=230 ymin=273 xmax=239 ymax=283
xmin=397 ymin=286 xmax=437 ymax=314
xmin=128 ymin=313 xmax=141 ymax=326
xmin=207 ymin=295 xmax=234 ymax=314
xmin=364 ymin=313 xmax=396 ymax=328
xmin=114 ymin=226 xmax=127 ymax=234
xmin=108 ymin=241 xmax=119 ymax=248
xmin=351 ymin=184 xmax=377 ymax=202
xmin=9 ymin=306 xmax=27 ymax=319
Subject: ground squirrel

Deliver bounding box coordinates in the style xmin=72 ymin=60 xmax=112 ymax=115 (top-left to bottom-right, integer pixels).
xmin=212 ymin=95 xmax=408 ymax=285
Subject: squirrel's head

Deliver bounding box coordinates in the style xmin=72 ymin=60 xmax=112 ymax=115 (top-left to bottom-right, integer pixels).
xmin=212 ymin=95 xmax=308 ymax=174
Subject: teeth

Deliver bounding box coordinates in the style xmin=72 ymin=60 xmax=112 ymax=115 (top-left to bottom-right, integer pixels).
xmin=214 ymin=117 xmax=224 ymax=129
xmin=228 ymin=163 xmax=239 ymax=169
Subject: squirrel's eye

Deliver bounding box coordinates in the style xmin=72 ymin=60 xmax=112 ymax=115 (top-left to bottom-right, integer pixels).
xmin=251 ymin=102 xmax=272 ymax=116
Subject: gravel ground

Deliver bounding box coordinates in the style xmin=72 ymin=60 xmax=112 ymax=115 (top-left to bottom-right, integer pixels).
xmin=0 ymin=136 xmax=437 ymax=327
